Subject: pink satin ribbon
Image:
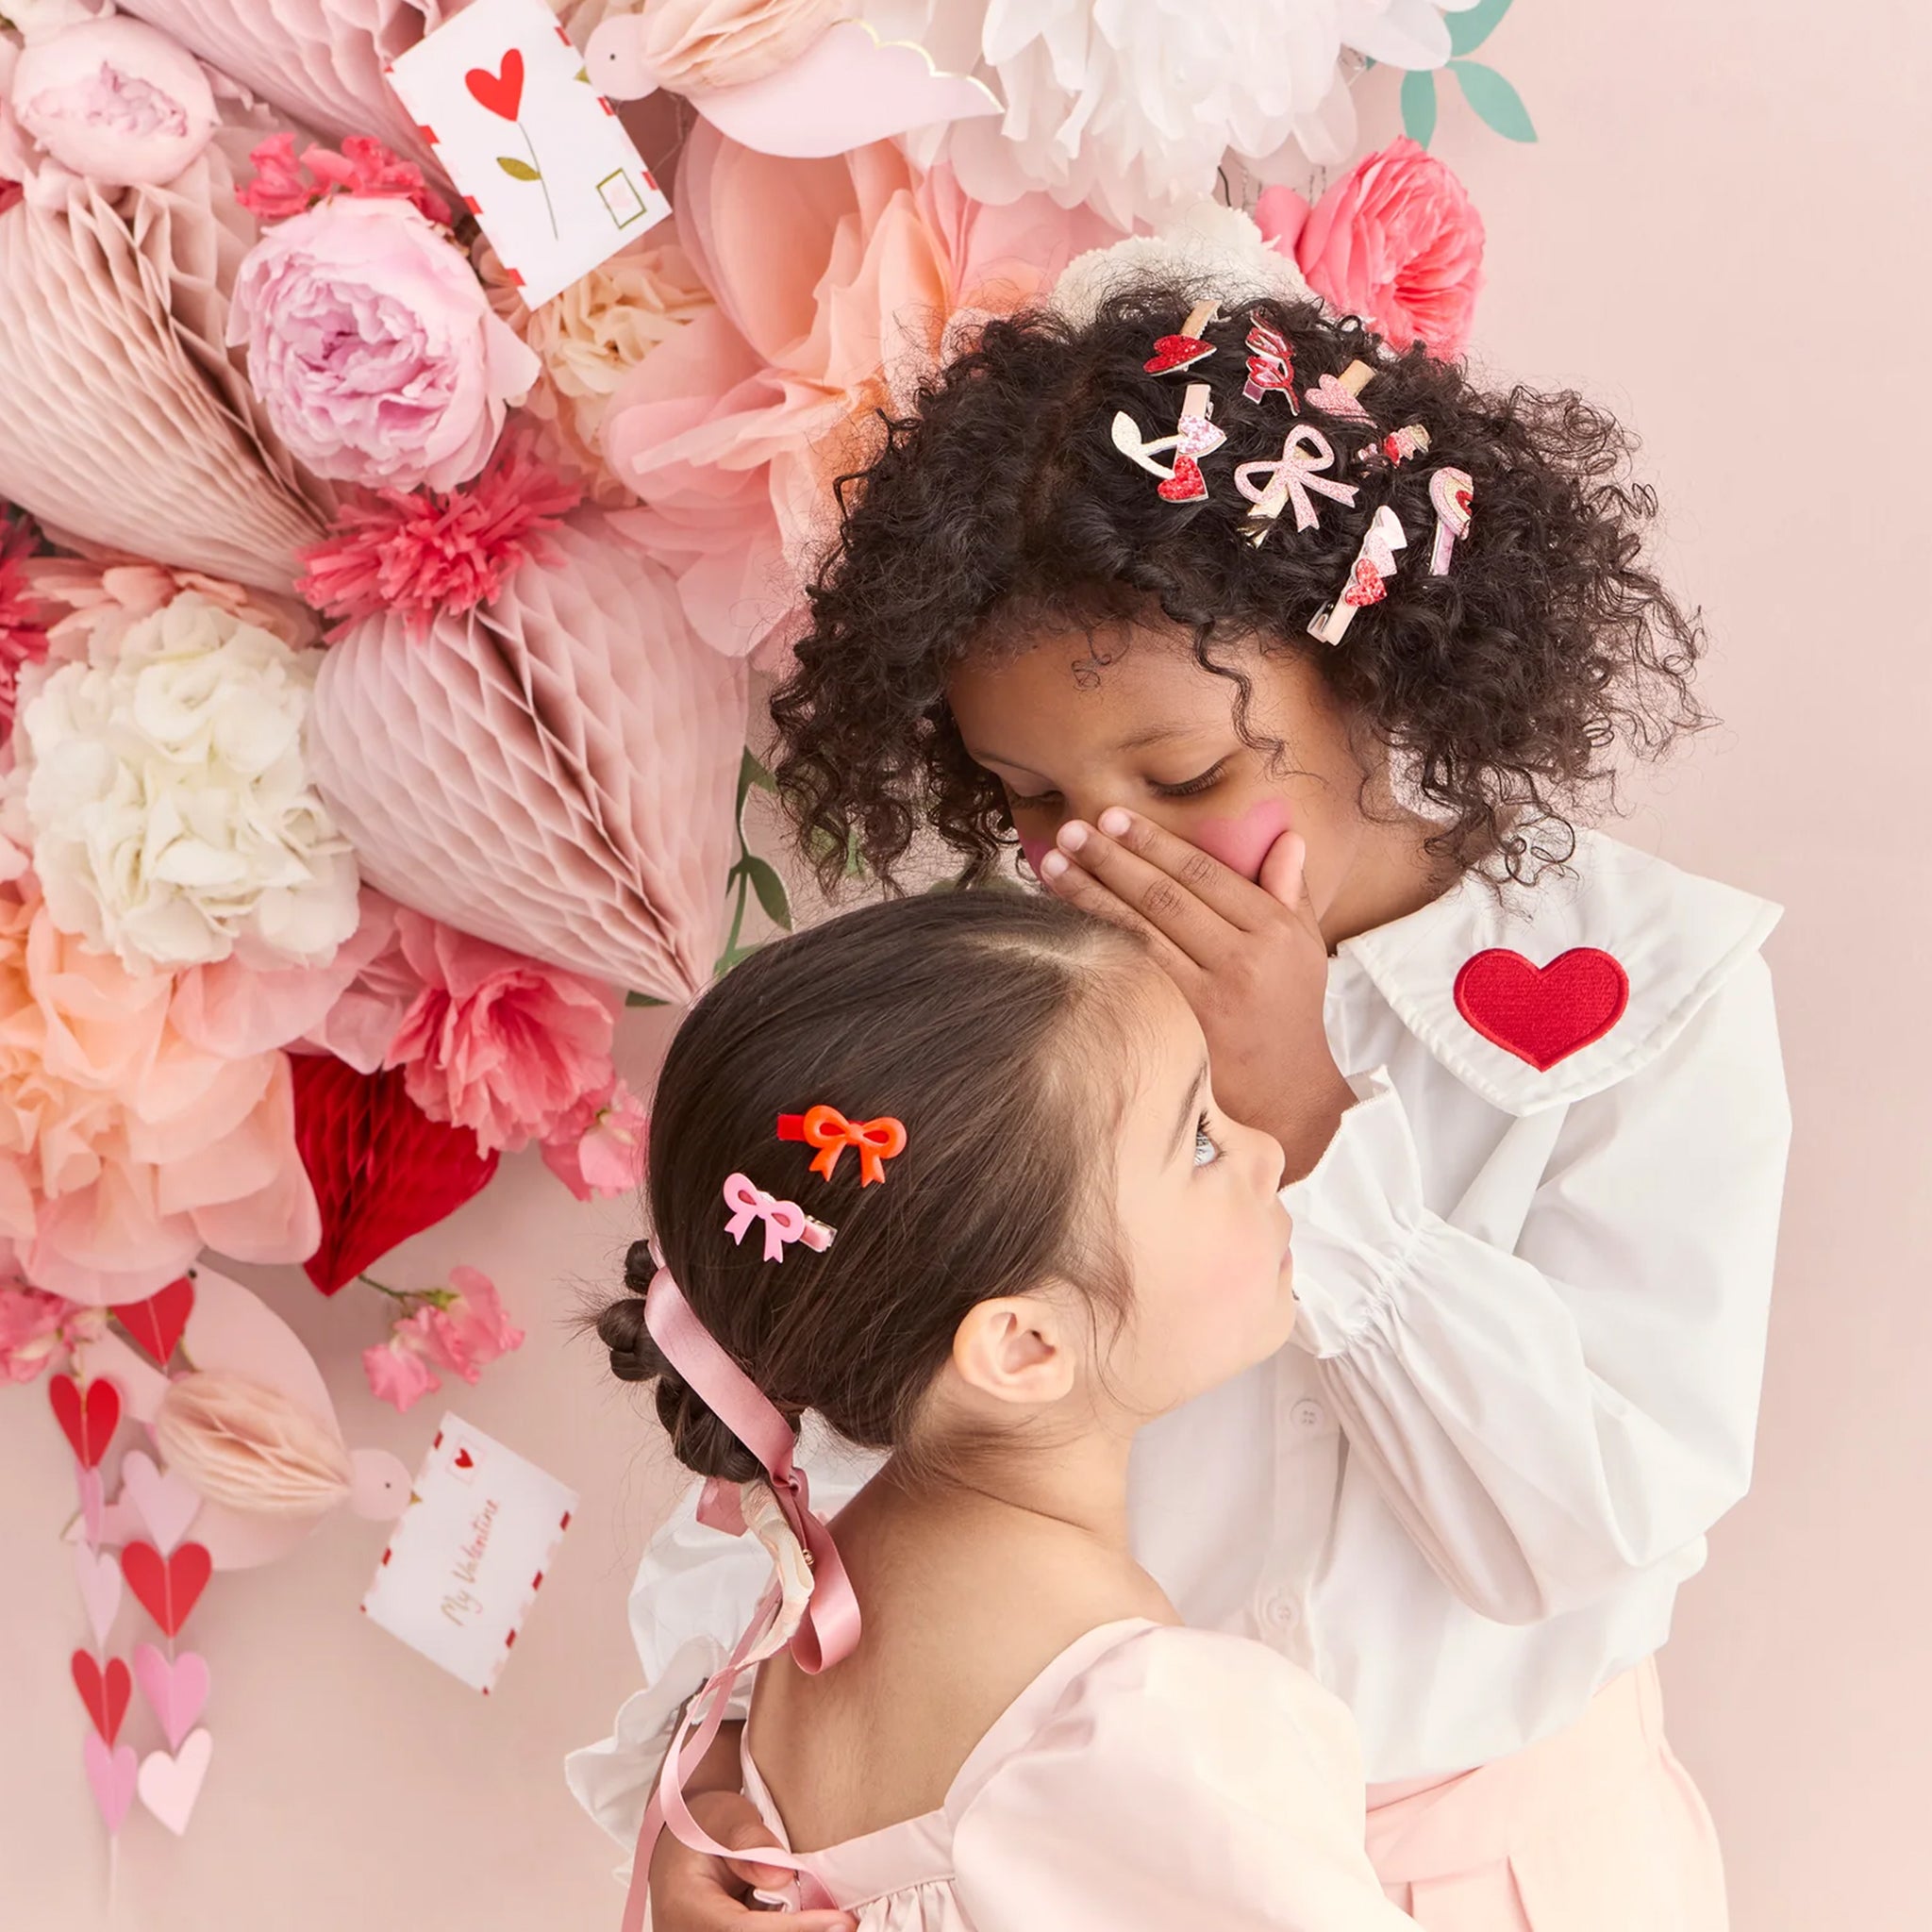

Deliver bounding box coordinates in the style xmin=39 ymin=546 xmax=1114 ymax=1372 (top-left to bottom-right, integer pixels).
xmin=619 ymin=1269 xmax=861 ymax=1930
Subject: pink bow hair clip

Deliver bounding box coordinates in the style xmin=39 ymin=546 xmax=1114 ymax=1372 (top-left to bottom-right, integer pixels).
xmin=1236 ymin=423 xmax=1358 ymax=542
xmin=1111 ymin=381 xmax=1224 ymax=504
xmin=722 ymin=1174 xmax=835 ymax=1263
xmin=1308 ymin=506 xmax=1407 ymax=645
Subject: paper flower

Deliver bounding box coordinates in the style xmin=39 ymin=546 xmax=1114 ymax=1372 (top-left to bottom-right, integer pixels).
xmin=308 ymin=510 xmax=748 ymax=1000
xmin=0 ymin=513 xmax=48 ymax=739
xmin=226 ymin=195 xmax=541 ymax=493
xmin=383 ymin=910 xmax=617 ymax=1156
xmin=290 ymin=1054 xmax=500 ymax=1296
xmin=20 ymin=552 xmax=320 ymax=658
xmin=1051 ymin=203 xmax=1313 ymax=325
xmin=480 ymin=238 xmax=714 ymax=505
xmin=297 ymin=438 xmax=582 ymax=638
xmin=234 ymin=130 xmax=451 ymax=227
xmin=358 ymin=1263 xmax=523 ymax=1412
xmin=879 ymin=0 xmax=1346 ymax=230
xmin=541 ymin=1077 xmax=648 ymax=1202
xmin=0 ymin=145 xmax=330 ymax=591
xmin=0 ymin=1282 xmax=101 ymax=1383
xmin=603 ymin=126 xmax=1116 ymax=655
xmin=0 ymin=876 xmax=322 ymax=1305
xmin=8 ymin=591 xmax=360 ymax=974
xmin=9 ymin=17 xmax=217 ymax=188
xmin=1257 ymin=138 xmax=1485 ymax=358
xmin=361 ymin=1333 xmax=441 ymax=1412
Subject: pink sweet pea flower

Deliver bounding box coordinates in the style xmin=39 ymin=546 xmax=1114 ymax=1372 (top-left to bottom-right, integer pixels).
xmin=362 ymin=1335 xmax=441 ymax=1413
xmin=0 ymin=1284 xmax=99 ymax=1384
xmin=541 ymin=1079 xmax=648 ymax=1202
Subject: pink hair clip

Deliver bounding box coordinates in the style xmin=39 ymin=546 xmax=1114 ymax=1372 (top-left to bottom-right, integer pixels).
xmin=722 ymin=1173 xmax=835 ymax=1263
xmin=1357 ymin=423 xmax=1430 ymax=470
xmin=1142 ymin=298 xmax=1219 ymax=375
xmin=1241 ymin=320 xmax=1297 ymax=408
xmin=1308 ymin=506 xmax=1407 ymax=645
xmin=1236 ymin=423 xmax=1359 ymax=541
xmin=1428 ymin=467 xmax=1474 ymax=575
xmin=1303 ymin=358 xmax=1376 ymax=425
xmin=1111 ymin=380 xmax=1224 ymax=504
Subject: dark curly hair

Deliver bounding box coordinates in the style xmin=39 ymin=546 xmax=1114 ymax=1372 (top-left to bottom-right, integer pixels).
xmin=771 ymin=278 xmax=1707 ymax=891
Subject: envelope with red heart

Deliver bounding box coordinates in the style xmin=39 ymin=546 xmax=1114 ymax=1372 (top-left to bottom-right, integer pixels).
xmin=385 ymin=0 xmax=671 ymax=307
xmin=360 ymin=1414 xmax=577 ymax=1694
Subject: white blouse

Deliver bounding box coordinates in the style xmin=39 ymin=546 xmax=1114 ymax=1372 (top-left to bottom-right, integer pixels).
xmin=568 ymin=830 xmax=1790 ymax=1841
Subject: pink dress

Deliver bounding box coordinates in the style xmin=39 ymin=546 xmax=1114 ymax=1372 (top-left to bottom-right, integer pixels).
xmin=738 ymin=1619 xmax=1419 ymax=1932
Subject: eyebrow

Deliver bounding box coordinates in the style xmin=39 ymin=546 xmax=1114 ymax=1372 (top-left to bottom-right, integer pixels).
xmin=1169 ymin=1060 xmax=1209 ymax=1163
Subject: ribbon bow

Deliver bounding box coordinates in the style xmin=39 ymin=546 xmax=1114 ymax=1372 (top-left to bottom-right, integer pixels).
xmin=722 ymin=1173 xmax=833 ymax=1262
xmin=1236 ymin=424 xmax=1360 ymax=540
xmin=778 ymin=1105 xmax=908 ymax=1187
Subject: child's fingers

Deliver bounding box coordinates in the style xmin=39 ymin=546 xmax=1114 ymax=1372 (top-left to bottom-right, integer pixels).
xmin=1089 ymin=808 xmax=1274 ymax=930
xmin=1257 ymin=829 xmax=1309 ymax=916
xmin=1036 ymin=846 xmax=1203 ymax=986
xmin=1041 ymin=820 xmax=1238 ymax=969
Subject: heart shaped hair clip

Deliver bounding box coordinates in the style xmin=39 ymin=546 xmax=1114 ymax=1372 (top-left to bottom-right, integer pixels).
xmin=1304 ymin=358 xmax=1377 ymax=425
xmin=1308 ymin=506 xmax=1408 ymax=645
xmin=1112 ymin=382 xmax=1224 ymax=504
xmin=1142 ymin=299 xmax=1219 ymax=376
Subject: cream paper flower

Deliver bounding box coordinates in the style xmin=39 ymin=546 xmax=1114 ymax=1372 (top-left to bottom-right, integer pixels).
xmin=9 ymin=591 xmax=359 ymax=973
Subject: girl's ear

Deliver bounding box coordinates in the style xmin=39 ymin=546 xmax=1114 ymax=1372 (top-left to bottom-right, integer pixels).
xmin=949 ymin=1291 xmax=1081 ymax=1409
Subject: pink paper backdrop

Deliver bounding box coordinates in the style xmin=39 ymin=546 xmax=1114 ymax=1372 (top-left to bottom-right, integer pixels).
xmin=3 ymin=3 xmax=1927 ymax=1926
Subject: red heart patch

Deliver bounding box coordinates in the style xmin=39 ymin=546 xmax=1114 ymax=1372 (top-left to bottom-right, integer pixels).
xmin=1454 ymin=947 xmax=1630 ymax=1071
xmin=1341 ymin=557 xmax=1387 ymax=608
xmin=116 ymin=1275 xmax=195 ymax=1367
xmin=72 ymin=1651 xmax=132 ymax=1745
xmin=292 ymin=1058 xmax=500 ymax=1296
xmin=49 ymin=1375 xmax=121 ymax=1469
xmin=1157 ymin=455 xmax=1208 ymax=503
xmin=454 ymin=1448 xmax=475 ymax=1470
xmin=1142 ymin=333 xmax=1213 ymax=375
xmin=121 ymin=1542 xmax=212 ymax=1640
xmin=465 ymin=47 xmax=525 ymax=121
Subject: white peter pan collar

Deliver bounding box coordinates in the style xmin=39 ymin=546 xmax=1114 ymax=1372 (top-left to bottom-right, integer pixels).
xmin=1335 ymin=829 xmax=1782 ymax=1118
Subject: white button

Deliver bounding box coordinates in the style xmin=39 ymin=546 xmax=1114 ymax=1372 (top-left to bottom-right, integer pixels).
xmin=1259 ymin=1591 xmax=1300 ymax=1633
xmin=1291 ymin=1399 xmax=1325 ymax=1431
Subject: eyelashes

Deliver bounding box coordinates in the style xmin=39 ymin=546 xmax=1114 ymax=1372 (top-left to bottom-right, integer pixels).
xmin=1193 ymin=1111 xmax=1223 ymax=1169
xmin=1006 ymin=758 xmax=1233 ymax=811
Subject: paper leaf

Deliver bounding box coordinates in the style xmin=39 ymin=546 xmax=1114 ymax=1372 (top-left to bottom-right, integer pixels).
xmin=1451 ymin=59 xmax=1538 ymax=142
xmin=744 ymin=857 xmax=792 ymax=932
xmin=741 ymin=748 xmax=778 ymax=798
xmin=625 ymin=991 xmax=669 ymax=1008
xmin=1448 ymin=0 xmax=1515 ymax=56
xmin=1400 ymin=69 xmax=1439 ymax=148
xmin=496 ymin=156 xmax=541 ymax=181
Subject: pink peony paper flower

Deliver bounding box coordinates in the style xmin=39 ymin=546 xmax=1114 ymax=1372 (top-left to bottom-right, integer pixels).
xmin=0 ymin=513 xmax=48 ymax=739
xmin=226 ymin=196 xmax=541 ymax=493
xmin=361 ymin=1334 xmax=441 ymax=1412
xmin=0 ymin=1282 xmax=102 ymax=1383
xmin=297 ymin=438 xmax=583 ymax=638
xmin=0 ymin=874 xmax=322 ymax=1304
xmin=1257 ymin=138 xmax=1485 ymax=360
xmin=383 ymin=911 xmax=617 ymax=1155
xmin=541 ymin=1078 xmax=647 ymax=1201
xmin=19 ymin=551 xmax=319 ymax=659
xmin=235 ymin=131 xmax=452 ymax=228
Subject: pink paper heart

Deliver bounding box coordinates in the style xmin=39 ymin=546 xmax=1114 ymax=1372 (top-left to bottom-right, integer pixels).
xmin=134 ymin=1643 xmax=210 ymax=1754
xmin=74 ymin=1543 xmax=123 ymax=1649
xmin=76 ymin=1465 xmax=105 ymax=1546
xmin=120 ymin=1451 xmax=202 ymax=1557
xmin=138 ymin=1728 xmax=212 ymax=1836
xmin=83 ymin=1733 xmax=138 ymax=1836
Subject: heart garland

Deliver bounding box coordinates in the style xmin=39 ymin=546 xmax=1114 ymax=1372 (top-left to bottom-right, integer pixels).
xmin=121 ymin=1541 xmax=213 ymax=1639
xmin=116 ymin=1276 xmax=196 ymax=1368
xmin=71 ymin=1651 xmax=132 ymax=1746
xmin=49 ymin=1374 xmax=121 ymax=1468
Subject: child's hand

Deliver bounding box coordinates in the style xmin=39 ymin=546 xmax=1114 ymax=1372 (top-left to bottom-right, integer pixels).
xmin=1039 ymin=808 xmax=1355 ymax=1177
xmin=650 ymin=1789 xmax=857 ymax=1932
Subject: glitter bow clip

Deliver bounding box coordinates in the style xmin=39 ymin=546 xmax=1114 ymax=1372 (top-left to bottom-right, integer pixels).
xmin=777 ymin=1106 xmax=908 ymax=1188
xmin=722 ymin=1173 xmax=835 ymax=1262
xmin=1237 ymin=423 xmax=1359 ymax=541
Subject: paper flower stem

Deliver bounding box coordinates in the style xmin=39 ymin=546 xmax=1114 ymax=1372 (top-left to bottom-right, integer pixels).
xmin=520 ymin=125 xmax=558 ymax=240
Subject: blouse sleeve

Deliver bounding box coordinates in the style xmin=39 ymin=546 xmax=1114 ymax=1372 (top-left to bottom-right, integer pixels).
xmin=950 ymin=1628 xmax=1413 ymax=1932
xmin=1284 ymin=954 xmax=1790 ymax=1624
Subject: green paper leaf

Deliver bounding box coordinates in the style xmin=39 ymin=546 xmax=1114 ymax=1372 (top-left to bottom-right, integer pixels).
xmin=1451 ymin=59 xmax=1537 ymax=142
xmin=1400 ymin=69 xmax=1439 ymax=148
xmin=741 ymin=747 xmax=778 ymax=795
xmin=744 ymin=856 xmax=793 ymax=931
xmin=625 ymin=991 xmax=669 ymax=1008
xmin=496 ymin=156 xmax=541 ymax=181
xmin=1448 ymin=0 xmax=1514 ymax=57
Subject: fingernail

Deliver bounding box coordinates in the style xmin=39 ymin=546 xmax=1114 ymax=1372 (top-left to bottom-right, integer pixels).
xmin=1057 ymin=821 xmax=1089 ymax=853
xmin=1040 ymin=850 xmax=1069 ymax=880
xmin=1098 ymin=808 xmax=1131 ymax=837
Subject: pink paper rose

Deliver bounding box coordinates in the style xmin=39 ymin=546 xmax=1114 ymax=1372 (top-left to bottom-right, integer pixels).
xmin=226 ymin=196 xmax=541 ymax=492
xmin=541 ymin=1078 xmax=648 ymax=1201
xmin=384 ymin=911 xmax=617 ymax=1155
xmin=1257 ymin=138 xmax=1485 ymax=360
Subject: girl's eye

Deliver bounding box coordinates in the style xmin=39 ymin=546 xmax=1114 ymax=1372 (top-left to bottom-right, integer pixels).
xmin=1152 ymin=758 xmax=1229 ymax=800
xmin=1192 ymin=1112 xmax=1223 ymax=1169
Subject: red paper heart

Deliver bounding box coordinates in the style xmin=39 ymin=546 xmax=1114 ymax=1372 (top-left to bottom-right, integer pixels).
xmin=71 ymin=1651 xmax=132 ymax=1745
xmin=465 ymin=47 xmax=525 ymax=121
xmin=1142 ymin=333 xmax=1213 ymax=375
xmin=292 ymin=1058 xmax=500 ymax=1295
xmin=116 ymin=1276 xmax=195 ymax=1367
xmin=120 ymin=1541 xmax=211 ymax=1640
xmin=49 ymin=1375 xmax=121 ymax=1469
xmin=454 ymin=1448 xmax=475 ymax=1470
xmin=1341 ymin=557 xmax=1387 ymax=608
xmin=1453 ymin=947 xmax=1630 ymax=1071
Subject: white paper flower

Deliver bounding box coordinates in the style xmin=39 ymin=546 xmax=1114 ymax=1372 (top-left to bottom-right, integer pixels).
xmin=866 ymin=0 xmax=1346 ymax=229
xmin=1051 ymin=203 xmax=1312 ymax=324
xmin=9 ymin=591 xmax=359 ymax=973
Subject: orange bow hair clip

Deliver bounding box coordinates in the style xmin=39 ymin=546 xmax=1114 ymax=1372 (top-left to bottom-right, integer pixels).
xmin=776 ymin=1105 xmax=908 ymax=1188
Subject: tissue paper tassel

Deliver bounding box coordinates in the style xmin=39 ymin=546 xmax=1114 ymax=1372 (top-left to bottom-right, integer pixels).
xmin=308 ymin=511 xmax=748 ymax=1000
xmin=0 ymin=140 xmax=328 ymax=591
xmin=155 ymin=1369 xmax=354 ymax=1516
xmin=114 ymin=0 xmax=443 ymax=173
